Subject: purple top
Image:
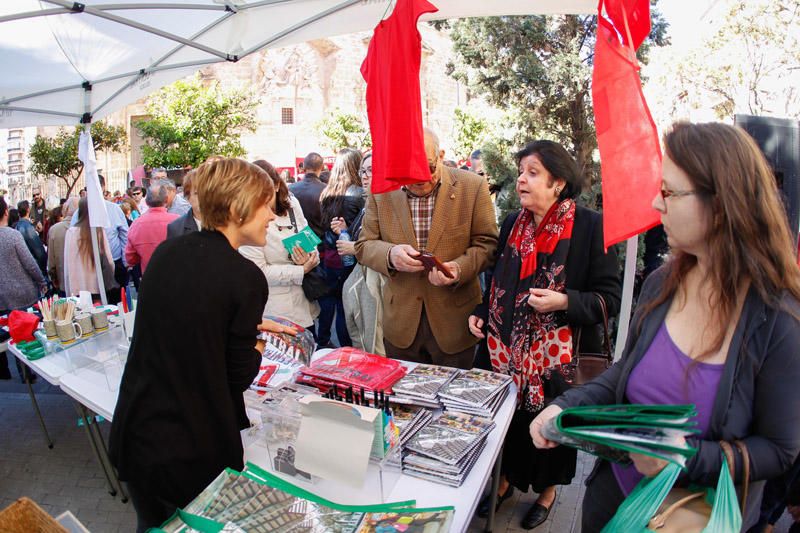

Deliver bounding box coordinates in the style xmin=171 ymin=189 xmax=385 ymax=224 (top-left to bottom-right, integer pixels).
xmin=612 ymin=323 xmax=724 ymax=494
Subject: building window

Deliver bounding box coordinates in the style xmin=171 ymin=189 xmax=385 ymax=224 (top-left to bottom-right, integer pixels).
xmin=281 ymin=107 xmax=294 ymax=125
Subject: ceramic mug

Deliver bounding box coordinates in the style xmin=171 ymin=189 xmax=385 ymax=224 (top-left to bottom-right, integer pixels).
xmin=56 ymin=320 xmax=82 ymax=344
xmin=43 ymin=319 xmax=58 ymax=339
xmin=74 ymin=313 xmax=94 ymax=338
xmin=91 ymin=309 xmax=109 ymax=331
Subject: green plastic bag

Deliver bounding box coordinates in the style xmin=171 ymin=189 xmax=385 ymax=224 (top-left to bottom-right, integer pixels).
xmin=601 ymin=454 xmax=742 ymax=533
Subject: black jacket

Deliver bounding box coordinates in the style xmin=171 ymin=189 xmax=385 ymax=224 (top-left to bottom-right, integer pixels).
xmin=166 ymin=208 xmax=199 ymax=240
xmin=16 ymin=219 xmax=47 ymax=276
xmin=289 ymin=175 xmax=327 ymax=238
xmin=474 ymin=206 xmax=622 ymax=355
xmin=553 ymin=267 xmax=800 ymax=529
xmin=109 ymin=231 xmax=268 ymax=506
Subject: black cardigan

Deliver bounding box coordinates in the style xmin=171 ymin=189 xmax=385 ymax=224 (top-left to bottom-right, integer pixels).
xmin=474 ymin=206 xmax=622 ymax=355
xmin=109 ymin=230 xmax=268 ymax=506
xmin=553 ymin=267 xmax=800 ymax=529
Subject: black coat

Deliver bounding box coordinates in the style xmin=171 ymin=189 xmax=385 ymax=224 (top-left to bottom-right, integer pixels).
xmin=474 ymin=206 xmax=622 ymax=356
xmin=166 ymin=208 xmax=199 ymax=240
xmin=554 ymin=267 xmax=800 ymax=529
xmin=109 ymin=231 xmax=268 ymax=506
xmin=289 ymin=175 xmax=327 ymax=239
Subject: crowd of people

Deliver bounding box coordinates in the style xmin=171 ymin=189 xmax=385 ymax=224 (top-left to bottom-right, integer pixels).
xmin=1 ymin=121 xmax=799 ymax=533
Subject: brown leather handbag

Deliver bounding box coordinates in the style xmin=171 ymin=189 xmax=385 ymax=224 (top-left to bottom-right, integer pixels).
xmin=647 ymin=440 xmax=750 ymax=532
xmin=572 ymin=293 xmax=613 ymax=385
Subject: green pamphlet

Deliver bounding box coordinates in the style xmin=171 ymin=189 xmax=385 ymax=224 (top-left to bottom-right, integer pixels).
xmin=282 ymin=226 xmax=321 ymax=255
xmin=540 ymin=404 xmax=699 ymax=468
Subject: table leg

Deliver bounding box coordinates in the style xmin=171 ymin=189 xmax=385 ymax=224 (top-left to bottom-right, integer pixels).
xmin=485 ymin=446 xmax=503 ymax=533
xmin=86 ymin=411 xmax=129 ymax=503
xmin=21 ymin=364 xmax=53 ymax=449
xmin=73 ymin=402 xmax=117 ymax=497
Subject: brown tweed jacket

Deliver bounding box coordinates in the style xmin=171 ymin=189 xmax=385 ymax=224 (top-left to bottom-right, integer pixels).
xmin=355 ymin=167 xmax=498 ymax=354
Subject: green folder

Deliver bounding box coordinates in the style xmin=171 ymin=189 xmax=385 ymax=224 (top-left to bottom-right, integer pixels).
xmin=281 ymin=226 xmax=321 ymax=255
xmin=541 ymin=404 xmax=699 ymax=468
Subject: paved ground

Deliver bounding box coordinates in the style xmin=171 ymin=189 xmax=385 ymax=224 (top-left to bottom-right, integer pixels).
xmin=0 ymin=360 xmax=794 ymax=532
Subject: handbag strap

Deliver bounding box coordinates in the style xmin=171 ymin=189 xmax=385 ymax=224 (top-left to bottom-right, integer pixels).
xmin=287 ymin=208 xmax=299 ymax=234
xmin=648 ymin=492 xmax=706 ymax=529
xmin=574 ymin=292 xmax=612 ymax=361
xmin=720 ymin=440 xmax=750 ymax=517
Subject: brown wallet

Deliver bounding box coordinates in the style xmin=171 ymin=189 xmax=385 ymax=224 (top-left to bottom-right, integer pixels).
xmin=418 ymin=251 xmax=454 ymax=279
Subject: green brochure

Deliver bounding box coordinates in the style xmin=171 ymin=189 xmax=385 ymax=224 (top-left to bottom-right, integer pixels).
xmin=282 ymin=226 xmax=321 ymax=255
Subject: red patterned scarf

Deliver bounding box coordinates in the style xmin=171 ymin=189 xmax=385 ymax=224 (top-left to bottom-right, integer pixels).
xmin=487 ymin=200 xmax=576 ymax=412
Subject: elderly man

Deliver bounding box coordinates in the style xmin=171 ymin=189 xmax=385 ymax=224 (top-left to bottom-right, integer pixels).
xmin=70 ymin=174 xmax=129 ymax=303
xmin=167 ymin=171 xmax=200 ymax=239
xmin=48 ymin=197 xmax=79 ymax=295
xmin=355 ymin=129 xmax=498 ymax=369
xmin=125 ymin=180 xmax=179 ymax=274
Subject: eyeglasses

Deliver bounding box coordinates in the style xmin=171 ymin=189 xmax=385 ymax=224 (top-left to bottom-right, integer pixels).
xmin=428 ymin=162 xmax=437 ymax=174
xmin=359 ymin=168 xmax=373 ymax=178
xmin=131 ymin=191 xmax=142 ymax=197
xmin=659 ymin=187 xmax=697 ymax=200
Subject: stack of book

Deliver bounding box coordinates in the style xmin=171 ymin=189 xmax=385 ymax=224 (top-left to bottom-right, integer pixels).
xmin=392 ymin=405 xmax=434 ymax=447
xmin=438 ymin=368 xmax=513 ymax=418
xmin=402 ymin=412 xmax=495 ymax=487
xmin=541 ymin=404 xmax=700 ymax=468
xmin=391 ymin=364 xmax=459 ymax=409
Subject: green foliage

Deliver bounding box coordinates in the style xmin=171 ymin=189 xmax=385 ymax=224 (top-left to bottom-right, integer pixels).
xmin=316 ymin=110 xmax=372 ymax=151
xmin=29 ymin=121 xmax=127 ymax=197
xmin=137 ymin=75 xmax=258 ymax=168
xmin=654 ymin=0 xmax=800 ymax=120
xmin=451 ymin=108 xmax=488 ymax=162
xmin=445 ymin=5 xmax=668 ymax=216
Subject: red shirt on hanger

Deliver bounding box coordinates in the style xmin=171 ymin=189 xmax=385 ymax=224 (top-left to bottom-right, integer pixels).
xmin=361 ymin=0 xmax=438 ymax=194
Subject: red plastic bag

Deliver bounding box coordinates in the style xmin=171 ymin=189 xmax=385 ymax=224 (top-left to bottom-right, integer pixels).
xmin=8 ymin=310 xmax=40 ymax=343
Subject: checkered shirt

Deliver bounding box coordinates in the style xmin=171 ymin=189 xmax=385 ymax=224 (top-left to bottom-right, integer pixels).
xmin=404 ymin=181 xmax=441 ymax=250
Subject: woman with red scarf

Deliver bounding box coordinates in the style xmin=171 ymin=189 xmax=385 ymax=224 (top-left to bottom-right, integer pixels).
xmin=469 ymin=140 xmax=621 ymax=529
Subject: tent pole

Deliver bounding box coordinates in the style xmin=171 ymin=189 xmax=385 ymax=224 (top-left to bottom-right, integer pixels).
xmin=613 ymin=236 xmax=637 ymax=361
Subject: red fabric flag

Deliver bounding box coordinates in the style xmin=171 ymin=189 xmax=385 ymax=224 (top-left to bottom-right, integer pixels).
xmin=593 ymin=15 xmax=661 ymax=248
xmin=603 ymin=0 xmax=651 ymax=51
xmin=361 ymin=0 xmax=438 ymax=194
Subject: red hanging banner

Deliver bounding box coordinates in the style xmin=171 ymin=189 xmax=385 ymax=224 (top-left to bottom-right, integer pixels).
xmin=593 ymin=14 xmax=661 ymax=248
xmin=603 ymin=0 xmax=651 ymax=50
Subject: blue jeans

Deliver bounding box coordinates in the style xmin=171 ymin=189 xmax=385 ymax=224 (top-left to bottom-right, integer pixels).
xmin=316 ymin=294 xmax=351 ymax=347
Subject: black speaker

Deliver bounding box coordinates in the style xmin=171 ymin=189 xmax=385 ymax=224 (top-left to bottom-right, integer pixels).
xmin=735 ymin=114 xmax=800 ymax=246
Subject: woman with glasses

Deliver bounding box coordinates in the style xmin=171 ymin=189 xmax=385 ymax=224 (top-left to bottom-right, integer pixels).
xmin=530 ymin=122 xmax=800 ymax=532
xmin=468 ymin=139 xmax=622 ymax=529
xmin=239 ymin=160 xmax=320 ymax=336
xmin=316 ymin=148 xmax=364 ymax=348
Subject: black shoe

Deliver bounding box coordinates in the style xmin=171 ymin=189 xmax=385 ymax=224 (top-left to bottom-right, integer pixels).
xmin=476 ymin=486 xmax=514 ymax=518
xmin=521 ymin=499 xmax=554 ymax=530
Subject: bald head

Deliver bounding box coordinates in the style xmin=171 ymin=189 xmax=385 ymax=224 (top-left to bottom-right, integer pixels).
xmin=423 ymin=128 xmax=440 ymax=163
xmin=62 ymin=197 xmax=80 ymax=219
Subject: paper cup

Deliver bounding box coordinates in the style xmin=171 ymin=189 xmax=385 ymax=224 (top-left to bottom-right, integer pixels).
xmin=78 ymin=291 xmax=93 ymax=311
xmin=121 ymin=311 xmax=135 ymax=342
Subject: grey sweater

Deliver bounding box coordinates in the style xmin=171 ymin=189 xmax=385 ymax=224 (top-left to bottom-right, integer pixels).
xmin=554 ymin=266 xmax=800 ymax=530
xmin=0 ymin=226 xmax=45 ymax=311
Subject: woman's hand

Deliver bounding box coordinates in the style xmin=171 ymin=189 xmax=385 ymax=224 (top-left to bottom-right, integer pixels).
xmin=336 ymin=240 xmax=356 ymax=256
xmin=330 ymin=217 xmax=347 ymax=235
xmin=302 ymin=251 xmax=320 ymax=274
xmin=630 ymin=453 xmax=672 ymax=478
xmin=291 ymin=244 xmax=309 ymax=265
xmin=527 ymin=288 xmax=568 ymax=313
xmin=258 ymin=319 xmax=298 ymax=336
xmin=468 ymin=315 xmax=485 ymax=339
xmin=530 ymin=404 xmax=563 ymax=449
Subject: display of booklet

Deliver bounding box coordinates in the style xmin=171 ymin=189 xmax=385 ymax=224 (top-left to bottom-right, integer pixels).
xmin=158 ymin=464 xmax=454 ymax=533
xmin=393 ymin=364 xmax=459 ymax=401
xmin=438 ymin=368 xmax=512 ymax=418
xmin=403 ymin=440 xmax=487 ymax=488
xmin=391 ymin=405 xmax=433 ymax=446
xmin=281 ymin=225 xmax=321 ymax=255
xmin=540 ymin=404 xmax=700 ymax=468
xmin=298 ymin=348 xmax=407 ymax=393
xmin=405 ymin=412 xmax=495 ymax=466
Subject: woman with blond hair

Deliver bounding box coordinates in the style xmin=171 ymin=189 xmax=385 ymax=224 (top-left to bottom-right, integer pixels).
xmin=110 ymin=158 xmax=295 ymax=532
xmin=317 ymin=148 xmax=364 ymax=347
xmin=531 ymin=122 xmax=800 ymax=532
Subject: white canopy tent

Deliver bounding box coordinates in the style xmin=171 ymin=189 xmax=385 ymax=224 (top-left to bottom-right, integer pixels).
xmin=0 ymin=0 xmax=638 ymax=355
xmin=1 ymin=0 xmax=595 ymax=127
